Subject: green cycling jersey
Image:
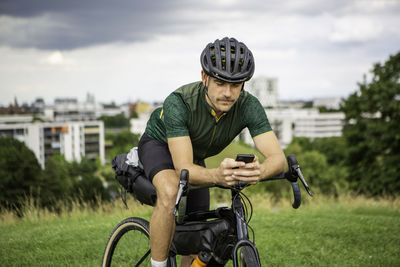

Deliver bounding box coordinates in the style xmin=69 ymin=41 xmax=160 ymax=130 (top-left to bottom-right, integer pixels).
xmin=145 ymin=81 xmax=272 ymax=162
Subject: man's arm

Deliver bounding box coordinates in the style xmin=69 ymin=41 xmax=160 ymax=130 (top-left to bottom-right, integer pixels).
xmin=167 ymin=136 xmax=246 ymax=186
xmin=253 ymin=131 xmax=286 ymax=179
xmin=228 ymin=131 xmax=286 ymax=184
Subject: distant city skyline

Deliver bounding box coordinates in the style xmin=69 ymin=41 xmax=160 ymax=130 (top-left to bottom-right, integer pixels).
xmin=1 ymin=0 xmax=399 ymax=106
xmin=0 ymin=90 xmax=338 ymax=108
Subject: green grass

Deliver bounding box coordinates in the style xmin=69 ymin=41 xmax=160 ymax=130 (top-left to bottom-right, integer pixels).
xmin=1 ymin=141 xmax=399 ymax=266
xmin=253 ymin=203 xmax=400 ymax=266
xmin=205 ymin=141 xmax=264 ymax=168
xmin=0 ymin=201 xmax=153 ymax=267
xmin=1 ymin=196 xmax=399 ymax=266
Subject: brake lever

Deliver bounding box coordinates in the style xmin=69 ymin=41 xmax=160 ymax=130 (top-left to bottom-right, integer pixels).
xmin=173 ymin=169 xmax=189 ymax=215
xmin=287 ymin=154 xmax=313 ymax=197
xmin=293 ymin=166 xmax=313 ymax=197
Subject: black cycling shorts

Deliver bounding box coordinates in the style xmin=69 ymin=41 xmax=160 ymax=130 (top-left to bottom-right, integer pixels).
xmin=138 ymin=133 xmax=209 ymax=213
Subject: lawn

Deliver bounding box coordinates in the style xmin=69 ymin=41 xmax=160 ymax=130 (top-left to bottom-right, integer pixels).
xmin=1 ymin=195 xmax=399 ymax=266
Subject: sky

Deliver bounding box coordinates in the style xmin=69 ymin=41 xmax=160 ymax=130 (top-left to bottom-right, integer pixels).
xmin=0 ymin=0 xmax=399 ymax=106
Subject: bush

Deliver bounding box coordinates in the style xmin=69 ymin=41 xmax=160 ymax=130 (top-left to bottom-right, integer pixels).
xmin=284 ymin=137 xmax=349 ymax=196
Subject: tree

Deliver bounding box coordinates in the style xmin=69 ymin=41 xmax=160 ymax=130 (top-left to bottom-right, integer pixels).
xmin=310 ymin=137 xmax=348 ymax=166
xmin=41 ymin=154 xmax=75 ymax=207
xmin=0 ymin=137 xmax=42 ymax=210
xmin=73 ymin=156 xmax=110 ymax=203
xmin=99 ymin=113 xmax=130 ymax=128
xmin=285 ymin=139 xmax=348 ymax=196
xmin=106 ymin=130 xmax=140 ymax=160
xmin=341 ymin=52 xmax=400 ymax=196
xmin=130 ymin=110 xmax=138 ymax=118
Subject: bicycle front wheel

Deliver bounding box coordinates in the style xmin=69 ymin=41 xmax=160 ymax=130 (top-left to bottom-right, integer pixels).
xmin=102 ymin=217 xmax=151 ymax=267
xmin=238 ymin=246 xmax=260 ymax=267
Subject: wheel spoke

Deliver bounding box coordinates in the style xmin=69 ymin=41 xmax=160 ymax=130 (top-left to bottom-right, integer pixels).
xmin=134 ymin=249 xmax=151 ymax=267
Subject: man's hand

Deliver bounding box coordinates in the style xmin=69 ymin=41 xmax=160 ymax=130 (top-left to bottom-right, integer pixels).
xmin=216 ymin=156 xmax=261 ymax=186
xmin=232 ymin=155 xmax=261 ymax=185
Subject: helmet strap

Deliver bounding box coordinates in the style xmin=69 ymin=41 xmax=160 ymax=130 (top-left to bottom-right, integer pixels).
xmin=204 ymin=77 xmax=220 ymax=114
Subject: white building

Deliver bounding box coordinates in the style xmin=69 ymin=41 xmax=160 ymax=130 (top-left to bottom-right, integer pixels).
xmin=293 ymin=110 xmax=344 ymax=139
xmin=45 ymin=95 xmax=130 ymax=122
xmin=130 ymin=113 xmax=151 ymax=135
xmin=313 ymin=97 xmax=343 ymax=110
xmin=0 ymin=114 xmax=49 ymax=124
xmin=0 ymin=121 xmax=105 ymax=168
xmin=240 ymin=108 xmax=345 ymax=148
xmin=97 ymin=103 xmax=130 ymax=118
xmin=47 ymin=98 xmax=99 ymax=122
xmin=246 ymin=76 xmax=279 ymax=108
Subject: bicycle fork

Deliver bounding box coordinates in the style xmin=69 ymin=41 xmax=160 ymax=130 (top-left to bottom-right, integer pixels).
xmin=231 ymin=191 xmax=262 ymax=267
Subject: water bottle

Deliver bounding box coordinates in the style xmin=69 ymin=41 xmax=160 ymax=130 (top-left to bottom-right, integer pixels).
xmin=191 ymin=251 xmax=211 ymax=267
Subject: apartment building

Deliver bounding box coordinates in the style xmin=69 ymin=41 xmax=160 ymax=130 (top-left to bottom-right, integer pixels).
xmin=292 ymin=110 xmax=344 ymax=139
xmin=0 ymin=121 xmax=105 ymax=168
xmin=246 ymin=76 xmax=279 ymax=108
xmin=241 ymin=108 xmax=345 ymax=148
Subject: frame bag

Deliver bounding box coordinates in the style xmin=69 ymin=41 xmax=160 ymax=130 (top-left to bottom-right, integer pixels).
xmin=172 ymin=218 xmax=234 ymax=264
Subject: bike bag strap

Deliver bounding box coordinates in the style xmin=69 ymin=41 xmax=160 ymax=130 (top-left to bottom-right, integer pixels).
xmin=112 ymin=153 xmax=157 ymax=206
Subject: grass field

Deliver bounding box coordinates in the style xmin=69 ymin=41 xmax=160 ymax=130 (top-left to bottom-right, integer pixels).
xmin=1 ymin=195 xmax=399 ymax=267
xmin=1 ymin=142 xmax=399 ymax=266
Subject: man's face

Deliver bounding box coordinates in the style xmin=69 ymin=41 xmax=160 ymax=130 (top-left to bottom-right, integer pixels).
xmin=202 ymin=71 xmax=244 ymax=114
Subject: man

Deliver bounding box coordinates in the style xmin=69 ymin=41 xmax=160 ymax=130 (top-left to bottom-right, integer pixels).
xmin=138 ymin=37 xmax=286 ymax=267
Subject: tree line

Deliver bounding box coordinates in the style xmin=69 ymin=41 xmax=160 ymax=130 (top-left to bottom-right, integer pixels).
xmin=0 ymin=130 xmax=140 ymax=214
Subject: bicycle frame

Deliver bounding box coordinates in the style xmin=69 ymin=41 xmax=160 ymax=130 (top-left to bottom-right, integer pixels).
xmin=168 ymin=154 xmax=313 ymax=266
xmin=168 ymin=187 xmax=262 ymax=267
xmin=105 ymin=154 xmax=313 ymax=267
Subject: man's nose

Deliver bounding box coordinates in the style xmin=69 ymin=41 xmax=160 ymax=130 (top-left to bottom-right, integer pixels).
xmin=222 ymin=85 xmax=233 ymax=97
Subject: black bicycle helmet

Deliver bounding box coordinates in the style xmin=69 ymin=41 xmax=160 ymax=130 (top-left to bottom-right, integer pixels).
xmin=200 ymin=37 xmax=255 ymax=83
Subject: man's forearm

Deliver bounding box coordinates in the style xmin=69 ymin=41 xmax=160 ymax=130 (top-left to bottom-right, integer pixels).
xmin=260 ymin=153 xmax=286 ymax=180
xmin=174 ymin=163 xmax=218 ymax=185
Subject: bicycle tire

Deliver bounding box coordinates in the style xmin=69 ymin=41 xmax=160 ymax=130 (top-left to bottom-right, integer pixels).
xmin=239 ymin=246 xmax=259 ymax=267
xmin=102 ymin=217 xmax=151 ymax=267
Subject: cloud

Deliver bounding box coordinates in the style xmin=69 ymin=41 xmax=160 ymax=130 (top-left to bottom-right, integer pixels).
xmin=0 ymin=0 xmax=191 ymax=50
xmin=42 ymin=51 xmax=75 ymax=65
xmin=1 ymin=0 xmax=399 ymax=51
xmin=330 ymin=16 xmax=383 ymax=43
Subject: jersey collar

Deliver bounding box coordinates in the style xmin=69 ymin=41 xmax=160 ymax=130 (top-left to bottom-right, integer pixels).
xmin=210 ymin=109 xmax=227 ymax=122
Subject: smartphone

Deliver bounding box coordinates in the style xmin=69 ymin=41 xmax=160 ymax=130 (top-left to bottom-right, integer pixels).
xmin=235 ymin=154 xmax=255 ymax=164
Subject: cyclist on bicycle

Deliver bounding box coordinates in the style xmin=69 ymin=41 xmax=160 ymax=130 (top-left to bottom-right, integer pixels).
xmin=137 ymin=37 xmax=286 ymax=267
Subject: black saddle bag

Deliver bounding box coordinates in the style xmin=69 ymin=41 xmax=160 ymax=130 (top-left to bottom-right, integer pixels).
xmin=112 ymin=153 xmax=157 ymax=206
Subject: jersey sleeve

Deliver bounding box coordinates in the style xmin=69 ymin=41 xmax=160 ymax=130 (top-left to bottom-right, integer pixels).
xmin=242 ymin=93 xmax=272 ymax=137
xmin=163 ymin=93 xmax=190 ymax=138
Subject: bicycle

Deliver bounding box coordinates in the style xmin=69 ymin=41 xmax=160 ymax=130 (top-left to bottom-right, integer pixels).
xmin=102 ymin=154 xmax=313 ymax=266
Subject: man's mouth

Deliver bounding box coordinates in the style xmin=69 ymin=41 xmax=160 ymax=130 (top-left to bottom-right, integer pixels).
xmin=218 ymin=99 xmax=234 ymax=104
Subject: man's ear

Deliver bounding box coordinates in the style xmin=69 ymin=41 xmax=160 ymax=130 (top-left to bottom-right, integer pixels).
xmin=201 ymin=70 xmax=207 ymax=86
